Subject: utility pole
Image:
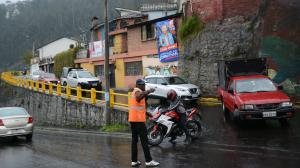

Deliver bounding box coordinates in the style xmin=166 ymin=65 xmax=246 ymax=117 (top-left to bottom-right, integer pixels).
xmin=104 ymin=0 xmax=110 ymax=125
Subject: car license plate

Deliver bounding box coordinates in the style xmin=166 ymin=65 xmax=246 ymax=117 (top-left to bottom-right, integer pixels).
xmin=10 ymin=129 xmax=24 ymax=134
xmin=92 ymin=83 xmax=97 ymax=86
xmin=263 ymin=111 xmax=276 ymax=118
xmin=192 ymin=94 xmax=198 ymax=98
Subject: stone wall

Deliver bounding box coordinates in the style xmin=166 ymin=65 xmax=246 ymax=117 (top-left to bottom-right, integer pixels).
xmin=0 ymin=83 xmax=129 ymax=128
xmin=178 ymin=16 xmax=259 ymax=95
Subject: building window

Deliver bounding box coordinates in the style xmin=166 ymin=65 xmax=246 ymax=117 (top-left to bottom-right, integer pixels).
xmin=109 ymin=36 xmax=115 ymax=47
xmin=125 ymin=61 xmax=142 ymax=76
xmin=95 ymin=65 xmax=104 ymax=76
xmin=141 ymin=23 xmax=155 ymax=40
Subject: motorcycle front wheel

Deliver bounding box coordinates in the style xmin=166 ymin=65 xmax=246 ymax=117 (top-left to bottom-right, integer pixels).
xmin=147 ymin=125 xmax=164 ymax=146
xmin=186 ymin=121 xmax=202 ymax=139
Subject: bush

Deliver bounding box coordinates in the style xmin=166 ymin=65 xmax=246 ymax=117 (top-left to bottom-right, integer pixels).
xmin=53 ymin=48 xmax=79 ymax=78
xmin=178 ymin=14 xmax=205 ymax=44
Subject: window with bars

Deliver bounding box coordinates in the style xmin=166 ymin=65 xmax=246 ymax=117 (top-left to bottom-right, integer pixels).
xmin=125 ymin=61 xmax=142 ymax=76
xmin=95 ymin=65 xmax=104 ymax=76
xmin=141 ymin=23 xmax=155 ymax=40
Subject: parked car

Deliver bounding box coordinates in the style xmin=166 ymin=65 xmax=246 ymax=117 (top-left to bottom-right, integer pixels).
xmin=66 ymin=69 xmax=102 ymax=90
xmin=144 ymin=75 xmax=201 ymax=101
xmin=29 ymin=70 xmax=45 ymax=81
xmin=60 ymin=67 xmax=83 ymax=86
xmin=218 ymin=58 xmax=295 ymax=124
xmin=38 ymin=73 xmax=60 ymax=85
xmin=0 ymin=107 xmax=33 ymax=141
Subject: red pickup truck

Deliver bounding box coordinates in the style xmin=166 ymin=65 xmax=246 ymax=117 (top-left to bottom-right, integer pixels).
xmin=217 ymin=58 xmax=294 ymax=124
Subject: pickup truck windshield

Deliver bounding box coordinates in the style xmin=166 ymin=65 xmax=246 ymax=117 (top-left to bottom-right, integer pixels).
xmin=236 ymin=78 xmax=277 ymax=93
xmin=165 ymin=77 xmax=187 ymax=85
xmin=77 ymin=71 xmax=94 ymax=78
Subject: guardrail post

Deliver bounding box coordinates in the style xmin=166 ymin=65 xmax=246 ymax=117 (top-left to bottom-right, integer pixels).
xmin=42 ymin=81 xmax=46 ymax=93
xmin=17 ymin=78 xmax=20 ymax=87
xmin=110 ymin=89 xmax=115 ymax=108
xmin=128 ymin=92 xmax=131 ymax=108
xmin=77 ymin=86 xmax=82 ymax=102
xmin=49 ymin=82 xmax=53 ymax=95
xmin=57 ymin=84 xmax=61 ymax=96
xmin=35 ymin=81 xmax=39 ymax=91
xmin=66 ymin=85 xmax=71 ymax=100
xmin=30 ymin=80 xmax=34 ymax=90
xmin=22 ymin=79 xmax=25 ymax=88
xmin=27 ymin=79 xmax=30 ymax=89
xmin=91 ymin=88 xmax=96 ymax=105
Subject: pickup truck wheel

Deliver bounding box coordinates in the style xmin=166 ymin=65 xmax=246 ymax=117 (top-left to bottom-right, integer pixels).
xmin=232 ymin=109 xmax=242 ymax=124
xmin=222 ymin=101 xmax=231 ymax=122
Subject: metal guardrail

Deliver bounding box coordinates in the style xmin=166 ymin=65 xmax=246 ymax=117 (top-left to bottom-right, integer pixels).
xmin=0 ymin=72 xmax=130 ymax=109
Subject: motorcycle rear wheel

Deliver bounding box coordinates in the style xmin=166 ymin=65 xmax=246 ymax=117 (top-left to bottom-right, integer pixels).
xmin=147 ymin=125 xmax=164 ymax=146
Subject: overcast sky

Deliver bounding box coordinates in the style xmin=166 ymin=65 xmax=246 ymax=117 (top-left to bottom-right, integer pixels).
xmin=0 ymin=0 xmax=25 ymax=4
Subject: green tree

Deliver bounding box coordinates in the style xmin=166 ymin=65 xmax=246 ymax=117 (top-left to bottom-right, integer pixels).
xmin=22 ymin=50 xmax=33 ymax=66
xmin=53 ymin=48 xmax=78 ymax=78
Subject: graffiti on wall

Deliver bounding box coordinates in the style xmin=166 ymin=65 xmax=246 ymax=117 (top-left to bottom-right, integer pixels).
xmin=144 ymin=64 xmax=177 ymax=76
xmin=259 ymin=0 xmax=300 ymax=95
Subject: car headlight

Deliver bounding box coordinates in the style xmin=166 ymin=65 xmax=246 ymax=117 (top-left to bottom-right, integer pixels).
xmin=281 ymin=102 xmax=293 ymax=107
xmin=240 ymin=104 xmax=254 ymax=110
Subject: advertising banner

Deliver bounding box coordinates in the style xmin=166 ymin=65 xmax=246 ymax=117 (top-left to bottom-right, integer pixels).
xmin=156 ymin=19 xmax=179 ymax=62
xmin=89 ymin=40 xmax=104 ymax=58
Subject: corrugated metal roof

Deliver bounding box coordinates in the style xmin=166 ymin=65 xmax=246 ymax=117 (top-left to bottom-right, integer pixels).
xmin=140 ymin=3 xmax=178 ymax=12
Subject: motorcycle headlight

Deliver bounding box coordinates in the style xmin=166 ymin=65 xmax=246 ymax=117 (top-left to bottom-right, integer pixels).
xmin=240 ymin=104 xmax=254 ymax=110
xmin=281 ymin=102 xmax=293 ymax=107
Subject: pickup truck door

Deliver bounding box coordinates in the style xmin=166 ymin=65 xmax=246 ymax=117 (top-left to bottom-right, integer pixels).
xmin=67 ymin=72 xmax=76 ymax=87
xmin=224 ymin=80 xmax=236 ymax=112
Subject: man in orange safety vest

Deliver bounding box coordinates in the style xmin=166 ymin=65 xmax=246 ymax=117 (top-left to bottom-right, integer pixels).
xmin=129 ymin=79 xmax=160 ymax=167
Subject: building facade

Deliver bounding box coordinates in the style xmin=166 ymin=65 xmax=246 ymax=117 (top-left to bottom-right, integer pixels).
xmin=37 ymin=37 xmax=79 ymax=73
xmin=75 ymin=7 xmax=182 ymax=89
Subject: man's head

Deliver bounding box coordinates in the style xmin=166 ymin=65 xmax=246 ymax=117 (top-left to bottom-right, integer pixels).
xmin=136 ymin=79 xmax=146 ymax=91
xmin=161 ymin=25 xmax=168 ymax=35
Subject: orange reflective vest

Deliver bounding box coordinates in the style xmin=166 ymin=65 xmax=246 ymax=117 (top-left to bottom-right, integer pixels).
xmin=128 ymin=88 xmax=146 ymax=122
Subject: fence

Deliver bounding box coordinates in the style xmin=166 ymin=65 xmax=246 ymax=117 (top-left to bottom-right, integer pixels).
xmin=0 ymin=72 xmax=130 ymax=109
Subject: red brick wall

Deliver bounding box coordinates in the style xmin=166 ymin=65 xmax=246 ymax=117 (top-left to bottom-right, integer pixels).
xmin=223 ymin=0 xmax=260 ymax=19
xmin=127 ymin=26 xmax=157 ymax=54
xmin=186 ymin=0 xmax=260 ymax=22
xmin=187 ymin=0 xmax=223 ymax=22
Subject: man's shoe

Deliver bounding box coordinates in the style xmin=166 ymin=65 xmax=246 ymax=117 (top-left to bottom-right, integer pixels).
xmin=145 ymin=160 xmax=160 ymax=167
xmin=131 ymin=161 xmax=141 ymax=167
xmin=168 ymin=136 xmax=177 ymax=144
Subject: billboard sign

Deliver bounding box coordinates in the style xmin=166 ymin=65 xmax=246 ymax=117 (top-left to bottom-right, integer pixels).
xmin=155 ymin=19 xmax=179 ymax=62
xmin=89 ymin=40 xmax=104 ymax=58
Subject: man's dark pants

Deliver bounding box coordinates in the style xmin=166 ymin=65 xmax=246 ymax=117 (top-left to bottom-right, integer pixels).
xmin=130 ymin=122 xmax=152 ymax=162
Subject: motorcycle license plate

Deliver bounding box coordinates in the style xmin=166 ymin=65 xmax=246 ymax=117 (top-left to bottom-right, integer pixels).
xmin=263 ymin=111 xmax=276 ymax=118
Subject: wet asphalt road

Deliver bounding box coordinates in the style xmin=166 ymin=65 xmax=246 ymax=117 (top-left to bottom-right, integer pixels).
xmin=1 ymin=106 xmax=300 ymax=168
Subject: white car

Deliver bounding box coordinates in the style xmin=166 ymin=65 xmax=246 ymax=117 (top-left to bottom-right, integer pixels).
xmin=144 ymin=75 xmax=201 ymax=101
xmin=66 ymin=69 xmax=102 ymax=90
xmin=0 ymin=107 xmax=33 ymax=141
xmin=29 ymin=70 xmax=45 ymax=81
